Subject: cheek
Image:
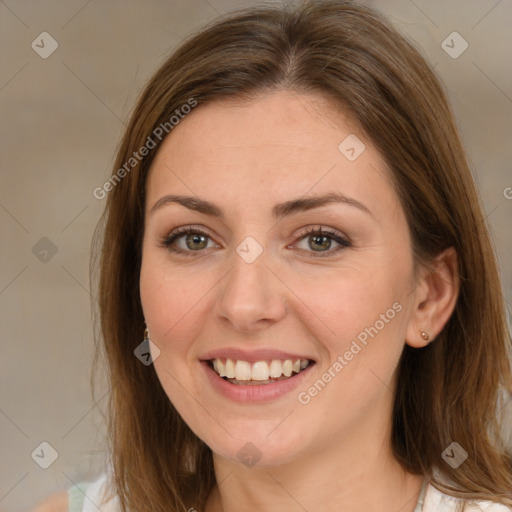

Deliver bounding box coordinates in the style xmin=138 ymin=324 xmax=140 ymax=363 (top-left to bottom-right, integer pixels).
xmin=139 ymin=258 xmax=213 ymax=424
xmin=140 ymin=233 xmax=197 ymax=312
xmin=139 ymin=250 xmax=226 ymax=407
xmin=287 ymin=262 xmax=410 ymax=410
xmin=140 ymin=263 xmax=207 ymax=354
xmin=293 ymin=276 xmax=407 ymax=436
xmin=287 ymin=262 xmax=407 ymax=349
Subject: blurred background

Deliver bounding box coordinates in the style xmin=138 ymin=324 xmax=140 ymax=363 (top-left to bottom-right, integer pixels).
xmin=1 ymin=1 xmax=511 ymax=510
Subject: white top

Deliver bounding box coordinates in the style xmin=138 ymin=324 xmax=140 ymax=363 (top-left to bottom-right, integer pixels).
xmin=77 ymin=473 xmax=119 ymax=512
xmin=421 ymin=484 xmax=510 ymax=511
xmin=71 ymin=472 xmax=511 ymax=511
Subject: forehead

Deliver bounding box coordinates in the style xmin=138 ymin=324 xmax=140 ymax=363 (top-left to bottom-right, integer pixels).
xmin=145 ymin=90 xmax=400 ymax=222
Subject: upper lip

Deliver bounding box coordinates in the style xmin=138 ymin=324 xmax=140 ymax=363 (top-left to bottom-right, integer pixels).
xmin=200 ymin=348 xmax=316 ymax=363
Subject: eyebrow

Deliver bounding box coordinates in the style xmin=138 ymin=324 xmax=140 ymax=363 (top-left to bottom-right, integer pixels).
xmin=149 ymin=192 xmax=373 ymax=219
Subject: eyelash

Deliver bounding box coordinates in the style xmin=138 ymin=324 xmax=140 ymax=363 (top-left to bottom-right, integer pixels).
xmin=159 ymin=225 xmax=351 ymax=258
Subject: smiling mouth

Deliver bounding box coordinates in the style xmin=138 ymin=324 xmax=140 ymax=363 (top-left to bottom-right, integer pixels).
xmin=207 ymin=357 xmax=315 ymax=386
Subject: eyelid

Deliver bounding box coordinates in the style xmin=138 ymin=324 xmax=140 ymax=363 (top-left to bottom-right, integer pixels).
xmin=160 ymin=225 xmax=218 ymax=255
xmin=160 ymin=224 xmax=351 ymax=257
xmin=293 ymin=225 xmax=349 ymax=243
xmin=291 ymin=225 xmax=351 ymax=258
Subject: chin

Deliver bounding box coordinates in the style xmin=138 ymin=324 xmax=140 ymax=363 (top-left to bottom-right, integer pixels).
xmin=205 ymin=429 xmax=309 ymax=469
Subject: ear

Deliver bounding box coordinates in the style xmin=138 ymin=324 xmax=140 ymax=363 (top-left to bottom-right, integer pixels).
xmin=405 ymin=247 xmax=460 ymax=348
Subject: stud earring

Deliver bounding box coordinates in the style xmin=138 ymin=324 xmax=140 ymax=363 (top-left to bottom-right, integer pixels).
xmin=420 ymin=329 xmax=430 ymax=342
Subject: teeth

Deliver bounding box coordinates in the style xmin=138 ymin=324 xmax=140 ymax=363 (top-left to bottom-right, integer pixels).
xmin=235 ymin=360 xmax=252 ymax=380
xmin=282 ymin=359 xmax=293 ymax=377
xmin=251 ymin=361 xmax=270 ymax=381
xmin=217 ymin=359 xmax=226 ymax=377
xmin=269 ymin=359 xmax=282 ymax=378
xmin=210 ymin=357 xmax=312 ymax=381
xmin=225 ymin=358 xmax=236 ymax=378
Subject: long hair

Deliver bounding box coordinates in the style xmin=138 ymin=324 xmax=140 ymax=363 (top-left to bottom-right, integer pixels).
xmin=90 ymin=1 xmax=512 ymax=510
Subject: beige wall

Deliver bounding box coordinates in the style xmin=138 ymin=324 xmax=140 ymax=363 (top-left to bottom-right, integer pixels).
xmin=1 ymin=1 xmax=511 ymax=510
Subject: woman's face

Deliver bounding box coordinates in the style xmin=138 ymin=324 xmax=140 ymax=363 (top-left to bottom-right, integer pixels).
xmin=140 ymin=90 xmax=422 ymax=467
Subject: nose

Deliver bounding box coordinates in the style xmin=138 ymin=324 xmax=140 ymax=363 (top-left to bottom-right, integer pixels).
xmin=214 ymin=248 xmax=287 ymax=333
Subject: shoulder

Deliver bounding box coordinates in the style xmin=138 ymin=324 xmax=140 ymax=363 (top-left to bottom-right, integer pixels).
xmin=424 ymin=483 xmax=511 ymax=511
xmin=32 ymin=491 xmax=68 ymax=512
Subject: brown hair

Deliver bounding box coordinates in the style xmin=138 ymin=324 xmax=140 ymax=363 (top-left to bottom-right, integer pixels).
xmin=90 ymin=1 xmax=512 ymax=510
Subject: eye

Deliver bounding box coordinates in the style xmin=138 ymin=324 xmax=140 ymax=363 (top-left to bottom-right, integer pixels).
xmin=160 ymin=226 xmax=218 ymax=256
xmin=293 ymin=226 xmax=351 ymax=258
xmin=160 ymin=225 xmax=351 ymax=258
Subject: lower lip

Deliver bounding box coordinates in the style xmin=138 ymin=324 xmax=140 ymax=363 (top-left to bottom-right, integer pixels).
xmin=200 ymin=360 xmax=315 ymax=403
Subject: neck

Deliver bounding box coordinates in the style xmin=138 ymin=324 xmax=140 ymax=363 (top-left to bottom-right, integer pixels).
xmin=205 ymin=419 xmax=424 ymax=512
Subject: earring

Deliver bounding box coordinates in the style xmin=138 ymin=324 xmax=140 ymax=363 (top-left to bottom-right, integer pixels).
xmin=144 ymin=326 xmax=150 ymax=342
xmin=420 ymin=329 xmax=430 ymax=342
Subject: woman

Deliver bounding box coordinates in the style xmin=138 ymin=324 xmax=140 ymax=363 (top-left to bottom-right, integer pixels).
xmin=36 ymin=1 xmax=512 ymax=511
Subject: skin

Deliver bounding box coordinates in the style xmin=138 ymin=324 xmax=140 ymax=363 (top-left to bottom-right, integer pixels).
xmin=139 ymin=90 xmax=459 ymax=512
